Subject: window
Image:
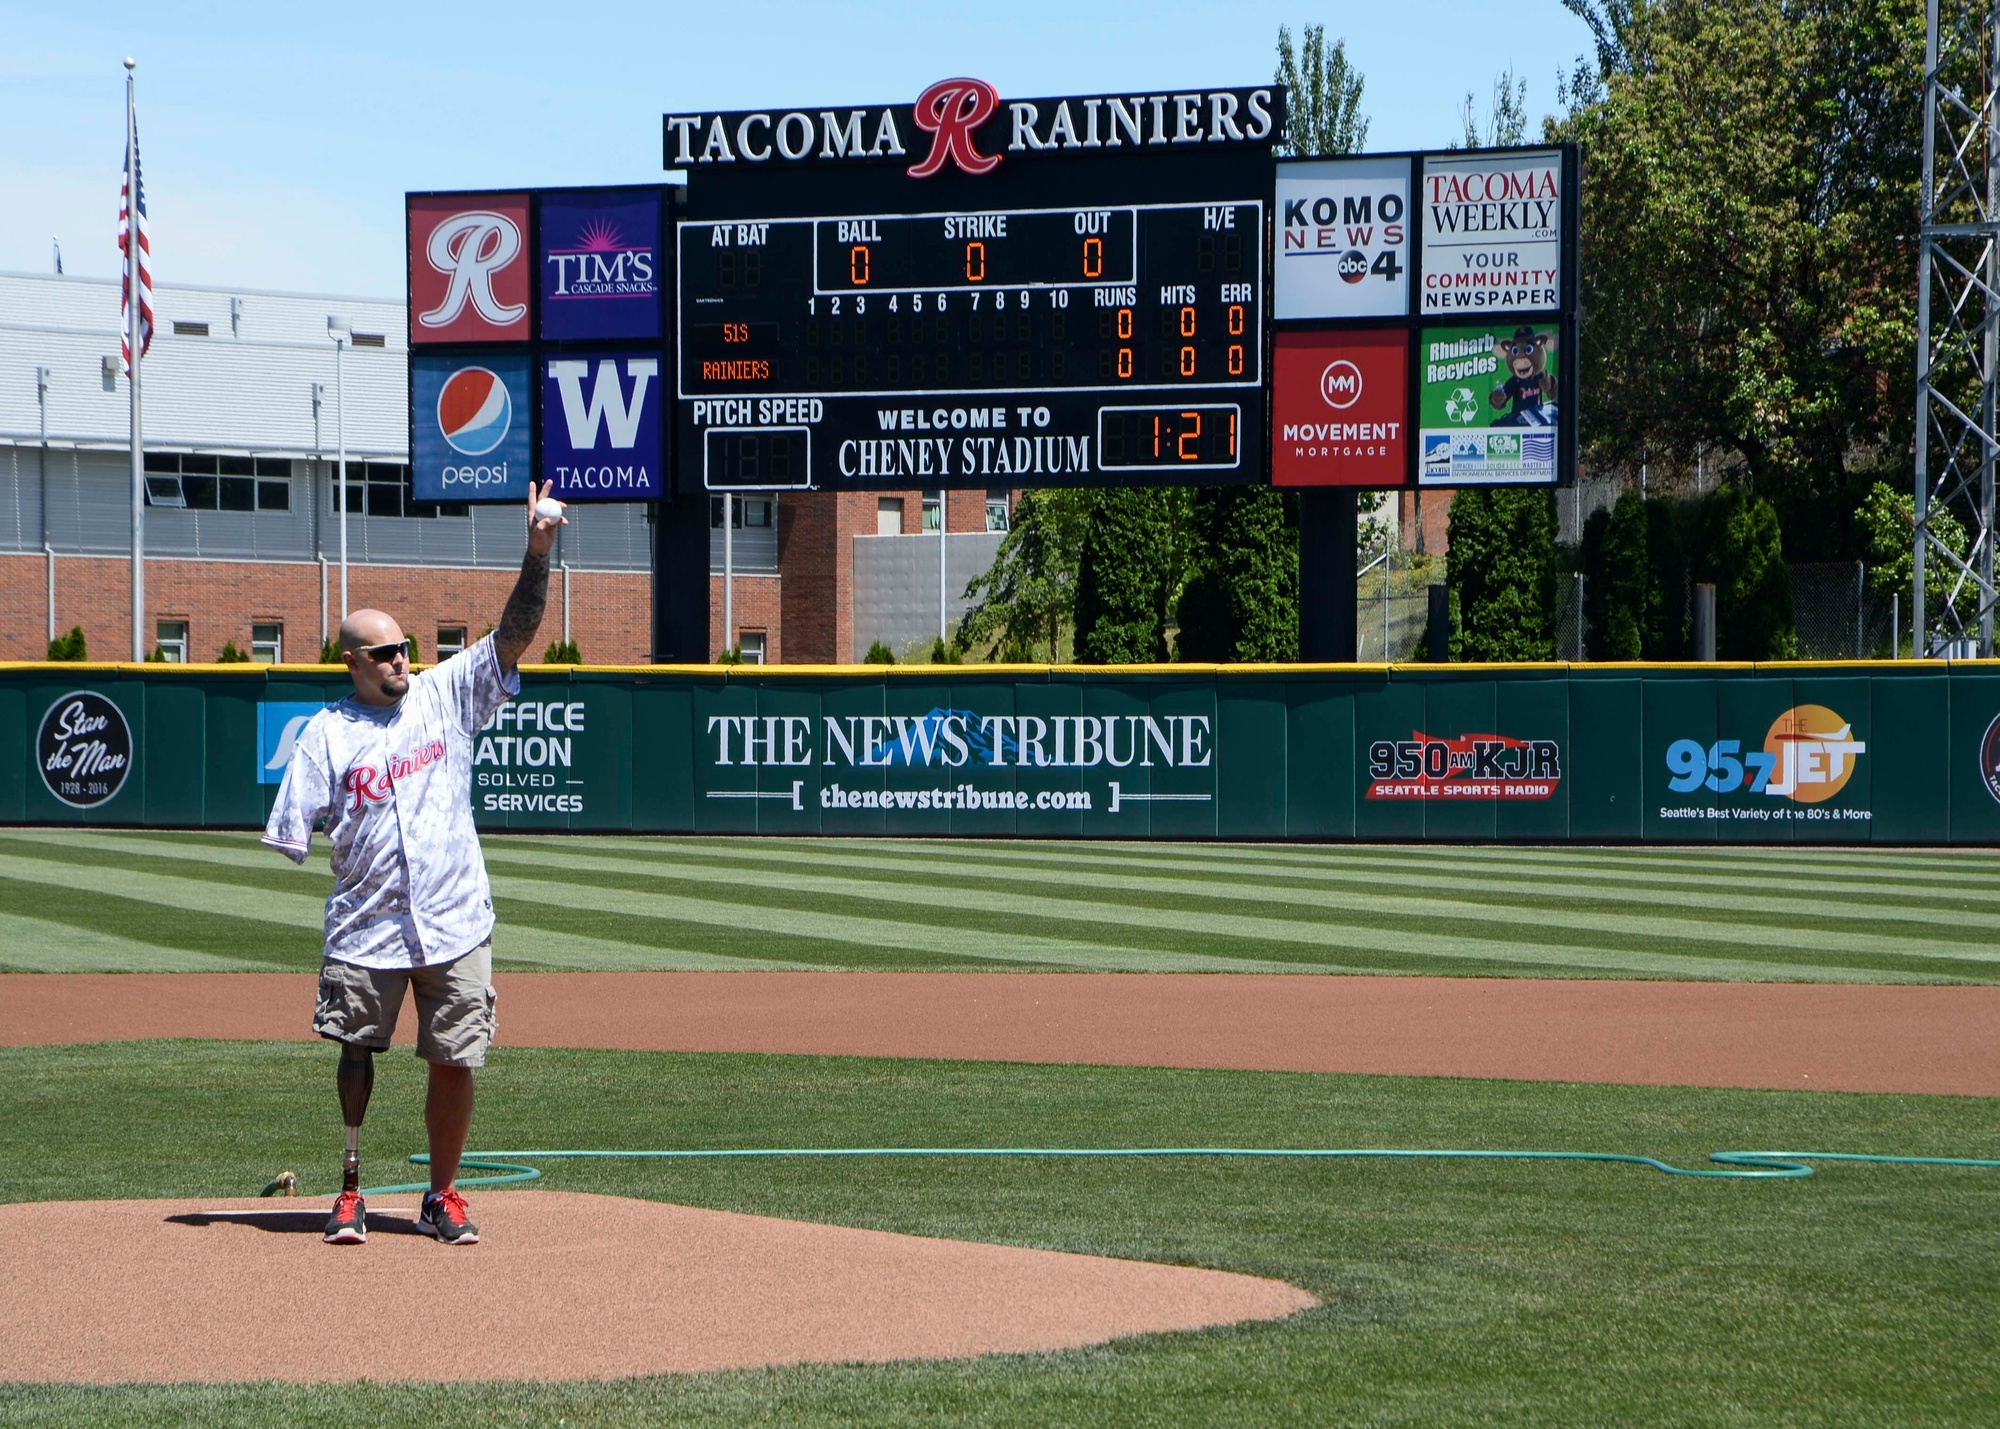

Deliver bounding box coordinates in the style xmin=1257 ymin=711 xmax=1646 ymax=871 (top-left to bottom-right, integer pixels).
xmin=155 ymin=621 xmax=188 ymax=663
xmin=986 ymin=490 xmax=1011 ymax=533
xmin=877 ymin=497 xmax=904 ymax=537
xmin=143 ymin=454 xmax=292 ymax=511
xmin=436 ymin=626 xmax=467 ymax=659
xmin=339 ymin=461 xmax=468 ymax=519
xmin=709 ymin=496 xmax=776 ymax=529
xmin=250 ymin=623 xmax=282 ymax=664
xmin=736 ymin=631 xmax=766 ymax=665
xmin=922 ymin=490 xmax=943 ymax=533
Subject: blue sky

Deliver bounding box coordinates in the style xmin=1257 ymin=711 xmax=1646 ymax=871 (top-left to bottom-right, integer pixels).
xmin=0 ymin=2 xmax=1594 ymax=298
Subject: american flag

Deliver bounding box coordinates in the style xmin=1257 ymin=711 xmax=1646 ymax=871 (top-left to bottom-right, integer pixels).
xmin=118 ymin=124 xmax=153 ymax=375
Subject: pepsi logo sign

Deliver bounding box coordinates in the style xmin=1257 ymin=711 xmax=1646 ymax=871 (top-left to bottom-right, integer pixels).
xmin=1320 ymin=360 xmax=1363 ymax=410
xmin=412 ymin=352 xmax=529 ymax=501
xmin=437 ymin=368 xmax=512 ymax=457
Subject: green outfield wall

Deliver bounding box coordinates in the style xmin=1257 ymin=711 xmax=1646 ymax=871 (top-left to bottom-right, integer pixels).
xmin=5 ymin=660 xmax=1999 ymax=843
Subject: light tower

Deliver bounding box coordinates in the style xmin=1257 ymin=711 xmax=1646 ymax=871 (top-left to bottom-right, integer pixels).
xmin=1915 ymin=0 xmax=2000 ymax=655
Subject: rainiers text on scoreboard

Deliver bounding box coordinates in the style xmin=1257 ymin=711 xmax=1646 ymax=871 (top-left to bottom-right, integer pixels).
xmin=1268 ymin=145 xmax=1579 ymax=491
xmin=667 ymin=80 xmax=1283 ymax=492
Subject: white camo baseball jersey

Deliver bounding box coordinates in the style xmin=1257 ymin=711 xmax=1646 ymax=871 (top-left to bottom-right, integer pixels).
xmin=263 ymin=635 xmax=520 ymax=970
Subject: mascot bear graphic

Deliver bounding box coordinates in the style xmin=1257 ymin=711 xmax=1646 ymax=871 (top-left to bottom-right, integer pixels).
xmin=1488 ymin=326 xmax=1557 ymax=428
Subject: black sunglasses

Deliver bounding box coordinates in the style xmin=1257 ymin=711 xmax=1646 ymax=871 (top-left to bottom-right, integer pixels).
xmin=356 ymin=642 xmax=407 ymax=664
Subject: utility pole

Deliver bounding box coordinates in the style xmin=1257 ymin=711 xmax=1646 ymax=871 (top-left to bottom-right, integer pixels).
xmin=327 ymin=317 xmax=350 ymax=618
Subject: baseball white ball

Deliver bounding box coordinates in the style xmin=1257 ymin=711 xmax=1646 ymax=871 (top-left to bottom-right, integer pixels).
xmin=534 ymin=498 xmax=564 ymax=521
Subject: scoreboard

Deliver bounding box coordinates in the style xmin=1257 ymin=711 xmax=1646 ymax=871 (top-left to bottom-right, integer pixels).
xmin=669 ymin=85 xmax=1281 ymax=492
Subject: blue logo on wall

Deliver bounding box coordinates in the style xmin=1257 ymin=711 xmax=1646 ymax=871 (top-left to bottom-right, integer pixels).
xmin=258 ymin=702 xmax=326 ymax=784
xmin=875 ymin=709 xmax=1020 ymax=767
xmin=412 ymin=352 xmax=532 ymax=502
xmin=539 ymin=188 xmax=663 ymax=342
xmin=542 ymin=354 xmax=664 ymax=501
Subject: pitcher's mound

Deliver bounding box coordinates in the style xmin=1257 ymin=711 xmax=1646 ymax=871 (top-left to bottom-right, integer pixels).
xmin=0 ymin=1191 xmax=1314 ymax=1383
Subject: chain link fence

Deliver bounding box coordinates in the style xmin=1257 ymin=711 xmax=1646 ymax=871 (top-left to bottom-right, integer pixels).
xmin=1790 ymin=562 xmax=1898 ymax=659
xmin=1350 ymin=560 xmax=1903 ymax=663
xmin=1355 ymin=553 xmax=1434 ymax=661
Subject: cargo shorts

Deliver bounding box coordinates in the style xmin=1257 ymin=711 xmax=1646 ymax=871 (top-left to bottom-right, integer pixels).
xmin=313 ymin=942 xmax=496 ymax=1068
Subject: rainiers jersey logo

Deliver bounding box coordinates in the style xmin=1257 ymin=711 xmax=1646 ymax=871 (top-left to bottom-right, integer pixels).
xmin=344 ymin=738 xmax=447 ymax=813
xmin=408 ymin=194 xmax=531 ymax=343
xmin=1984 ymin=714 xmax=2000 ymax=805
xmin=437 ymin=367 xmax=514 ymax=457
xmin=37 ymin=691 xmax=133 ymax=809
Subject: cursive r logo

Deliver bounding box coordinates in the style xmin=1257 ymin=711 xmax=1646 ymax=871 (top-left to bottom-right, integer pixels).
xmin=908 ymin=78 xmax=1001 ymax=178
xmin=419 ymin=212 xmax=526 ymax=329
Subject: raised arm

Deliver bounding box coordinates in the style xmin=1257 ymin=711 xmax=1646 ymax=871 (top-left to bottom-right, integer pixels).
xmin=494 ymin=480 xmax=566 ymax=675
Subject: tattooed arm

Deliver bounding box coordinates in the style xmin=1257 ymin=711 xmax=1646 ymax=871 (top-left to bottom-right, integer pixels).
xmin=494 ymin=480 xmax=566 ymax=674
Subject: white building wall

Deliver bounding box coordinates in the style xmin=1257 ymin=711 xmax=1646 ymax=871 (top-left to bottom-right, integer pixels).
xmin=0 ymin=271 xmax=408 ymax=457
xmin=0 ymin=270 xmax=652 ymax=571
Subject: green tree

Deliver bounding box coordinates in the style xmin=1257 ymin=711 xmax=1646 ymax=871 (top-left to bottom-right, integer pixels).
xmin=1697 ymin=485 xmax=1796 ymax=659
xmin=542 ymin=637 xmax=581 ymax=664
xmin=1175 ymin=488 xmax=1300 ymax=662
xmin=46 ymin=626 xmax=87 ymax=662
xmin=1591 ymin=491 xmax=1650 ymax=660
xmin=215 ymin=640 xmax=250 ymax=664
xmin=1459 ymin=65 xmax=1530 ymax=147
xmin=1275 ymin=24 xmax=1368 ymax=156
xmin=1446 ymin=488 xmax=1558 ymax=661
xmin=1642 ymin=498 xmax=1693 ymax=658
xmin=1554 ymin=0 xmax=1923 ymax=560
xmin=318 ymin=637 xmax=341 ymax=665
xmin=861 ymin=641 xmax=895 ymax=666
xmin=956 ymin=489 xmax=1093 ymax=662
xmin=1073 ymin=489 xmax=1174 ymax=663
xmin=1856 ymin=481 xmax=1974 ymax=641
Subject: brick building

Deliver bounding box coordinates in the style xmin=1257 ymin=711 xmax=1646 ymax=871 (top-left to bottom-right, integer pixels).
xmin=0 ymin=271 xmax=1007 ymax=664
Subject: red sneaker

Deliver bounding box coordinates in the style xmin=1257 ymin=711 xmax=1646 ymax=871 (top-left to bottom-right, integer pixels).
xmin=323 ymin=1188 xmax=366 ymax=1244
xmin=418 ymin=1188 xmax=479 ymax=1245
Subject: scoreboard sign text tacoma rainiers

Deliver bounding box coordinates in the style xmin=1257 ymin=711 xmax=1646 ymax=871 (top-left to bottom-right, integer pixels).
xmin=666 ymin=80 xmax=1282 ymax=492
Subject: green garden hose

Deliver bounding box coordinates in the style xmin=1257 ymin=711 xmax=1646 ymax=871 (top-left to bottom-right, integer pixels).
xmin=362 ymin=1146 xmax=2000 ymax=1196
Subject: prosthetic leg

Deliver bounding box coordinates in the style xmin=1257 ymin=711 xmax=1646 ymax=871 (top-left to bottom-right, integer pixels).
xmin=324 ymin=1043 xmax=374 ymax=1244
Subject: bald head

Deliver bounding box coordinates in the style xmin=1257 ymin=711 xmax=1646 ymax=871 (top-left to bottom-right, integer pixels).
xmin=340 ymin=609 xmax=410 ymax=706
xmin=339 ymin=609 xmax=403 ymax=652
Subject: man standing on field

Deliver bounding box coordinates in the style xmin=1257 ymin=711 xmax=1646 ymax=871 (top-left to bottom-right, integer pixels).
xmin=263 ymin=482 xmax=565 ymax=1246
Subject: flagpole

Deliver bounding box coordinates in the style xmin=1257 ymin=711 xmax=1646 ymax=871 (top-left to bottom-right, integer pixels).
xmin=125 ymin=57 xmax=145 ymax=662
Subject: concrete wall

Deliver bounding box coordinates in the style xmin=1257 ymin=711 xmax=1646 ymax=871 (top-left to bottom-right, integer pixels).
xmin=850 ymin=531 xmax=1005 ymax=660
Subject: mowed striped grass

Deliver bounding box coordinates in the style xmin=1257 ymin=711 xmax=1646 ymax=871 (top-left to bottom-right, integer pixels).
xmin=0 ymin=828 xmax=1993 ymax=983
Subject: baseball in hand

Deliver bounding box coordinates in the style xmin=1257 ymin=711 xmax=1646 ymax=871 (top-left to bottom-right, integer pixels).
xmin=534 ymin=498 xmax=565 ymax=521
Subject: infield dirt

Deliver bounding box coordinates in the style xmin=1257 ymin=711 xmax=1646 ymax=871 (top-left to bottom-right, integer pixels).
xmin=3 ymin=971 xmax=1996 ymax=1095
